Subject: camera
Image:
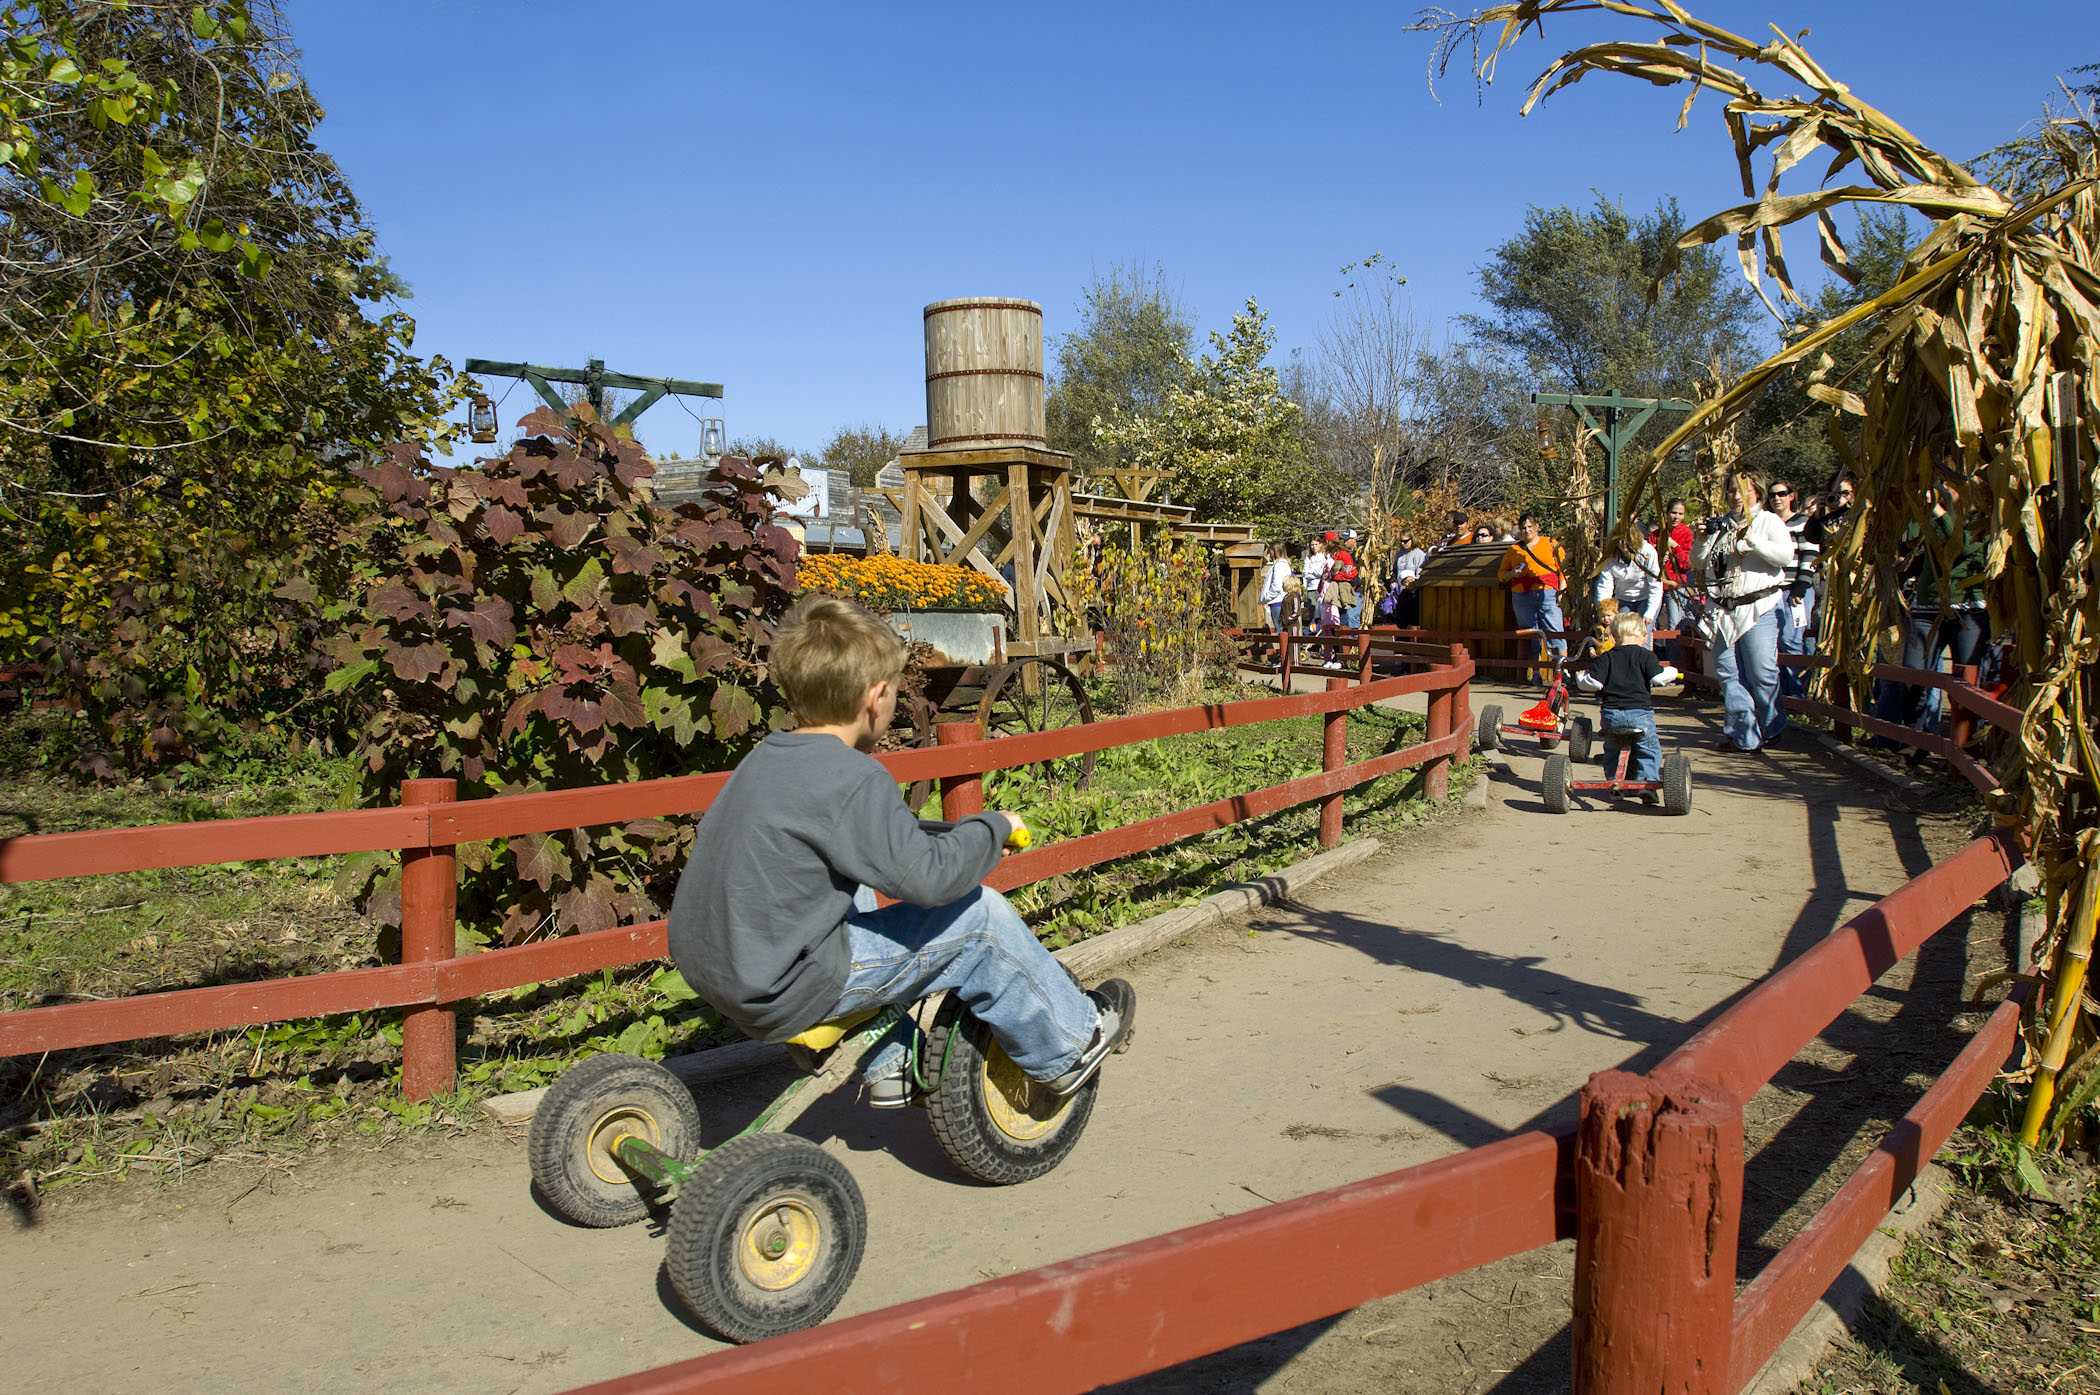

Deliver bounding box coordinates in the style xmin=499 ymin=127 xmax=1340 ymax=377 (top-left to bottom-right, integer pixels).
xmin=1702 ymin=514 xmax=1730 ymax=537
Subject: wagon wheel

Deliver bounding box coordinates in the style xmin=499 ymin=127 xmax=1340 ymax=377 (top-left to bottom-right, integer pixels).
xmin=976 ymin=657 xmax=1096 ymax=795
xmin=903 ymin=699 xmax=941 ymax=814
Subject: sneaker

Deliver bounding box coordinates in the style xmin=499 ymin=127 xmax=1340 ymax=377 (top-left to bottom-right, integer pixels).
xmin=867 ymin=1071 xmax=911 ymax=1109
xmin=1637 ymin=790 xmax=1660 ymax=806
xmin=1042 ymin=979 xmax=1138 ymax=1097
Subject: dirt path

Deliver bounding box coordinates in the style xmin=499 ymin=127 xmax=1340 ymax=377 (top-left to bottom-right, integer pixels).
xmin=0 ymin=684 xmax=2000 ymax=1394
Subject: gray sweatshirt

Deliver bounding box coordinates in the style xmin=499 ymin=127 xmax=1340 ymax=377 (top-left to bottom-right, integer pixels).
xmin=666 ymin=730 xmax=1007 ymax=1042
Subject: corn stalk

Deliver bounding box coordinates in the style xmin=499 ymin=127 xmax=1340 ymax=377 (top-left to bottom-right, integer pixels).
xmin=1418 ymin=0 xmax=2100 ymax=1143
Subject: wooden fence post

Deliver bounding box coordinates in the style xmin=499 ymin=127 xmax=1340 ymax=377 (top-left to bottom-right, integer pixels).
xmin=1321 ymin=676 xmax=1348 ymax=847
xmin=1453 ymin=642 xmax=1474 ymax=762
xmin=1949 ymin=664 xmax=1979 ymax=751
xmin=1280 ymin=633 xmax=1296 ymax=693
xmin=1425 ymin=648 xmax=1455 ymax=803
xmin=1572 ymin=1070 xmax=1742 ymax=1395
xmin=399 ymin=777 xmax=459 ymax=1101
xmin=937 ymin=720 xmax=985 ymax=821
xmin=1831 ymin=669 xmax=1854 ymax=744
xmin=1356 ymin=629 xmax=1374 ymax=685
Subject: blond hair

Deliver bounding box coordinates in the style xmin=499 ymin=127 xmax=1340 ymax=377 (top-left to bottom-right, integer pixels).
xmin=1610 ymin=610 xmax=1650 ymax=646
xmin=770 ymin=596 xmax=907 ymax=725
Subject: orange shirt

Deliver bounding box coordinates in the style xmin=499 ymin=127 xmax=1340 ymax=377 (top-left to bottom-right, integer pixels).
xmin=1499 ymin=537 xmax=1564 ymax=592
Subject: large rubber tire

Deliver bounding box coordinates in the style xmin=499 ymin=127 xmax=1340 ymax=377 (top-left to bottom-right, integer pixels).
xmin=1663 ymin=751 xmax=1693 ymax=816
xmin=925 ymin=1000 xmax=1098 ymax=1185
xmin=529 ymin=1053 xmax=702 ymax=1228
xmin=1541 ymin=752 xmax=1571 ymax=814
xmin=664 ymin=1134 xmax=867 ymax=1344
xmin=1477 ymin=704 xmax=1502 ymax=752
xmin=1569 ymin=715 xmax=1594 ymax=766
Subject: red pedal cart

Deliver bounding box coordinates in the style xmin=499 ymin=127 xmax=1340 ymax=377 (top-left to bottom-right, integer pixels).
xmin=1474 ymin=659 xmax=1594 ymax=763
xmin=1540 ymin=729 xmax=1692 ymax=815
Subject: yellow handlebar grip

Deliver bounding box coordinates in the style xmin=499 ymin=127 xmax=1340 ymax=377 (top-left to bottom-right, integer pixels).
xmin=1006 ymin=826 xmax=1032 ymax=852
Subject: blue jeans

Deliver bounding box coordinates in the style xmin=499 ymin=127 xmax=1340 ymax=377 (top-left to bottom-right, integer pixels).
xmin=830 ymin=886 xmax=1096 ymax=1082
xmin=1600 ymin=708 xmax=1662 ymax=782
xmin=1342 ymin=599 xmax=1363 ymax=630
xmin=1871 ymin=606 xmax=1991 ymax=736
xmin=1511 ymin=587 xmax=1567 ymax=662
xmin=1777 ymin=592 xmax=1815 ymax=699
xmin=1266 ymin=601 xmax=1284 ymax=633
xmin=1715 ymin=605 xmax=1783 ymax=748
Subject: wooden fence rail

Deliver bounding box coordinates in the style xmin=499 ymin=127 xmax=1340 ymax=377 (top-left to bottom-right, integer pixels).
xmin=0 ymin=655 xmax=1475 ymax=1092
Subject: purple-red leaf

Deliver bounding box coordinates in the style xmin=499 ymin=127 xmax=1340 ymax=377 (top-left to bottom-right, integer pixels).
xmin=385 ymin=642 xmax=448 ymax=682
xmin=482 ymin=505 xmax=526 ymax=545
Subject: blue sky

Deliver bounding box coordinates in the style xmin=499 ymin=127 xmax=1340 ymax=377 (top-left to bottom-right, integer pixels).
xmin=288 ymin=1 xmax=2098 ymax=460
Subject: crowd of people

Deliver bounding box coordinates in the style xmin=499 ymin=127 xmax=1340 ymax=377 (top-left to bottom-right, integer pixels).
xmin=1248 ymin=470 xmax=1987 ymax=752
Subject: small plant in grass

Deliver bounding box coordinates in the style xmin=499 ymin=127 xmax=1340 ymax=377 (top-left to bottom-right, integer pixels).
xmin=328 ymin=410 xmax=800 ymax=944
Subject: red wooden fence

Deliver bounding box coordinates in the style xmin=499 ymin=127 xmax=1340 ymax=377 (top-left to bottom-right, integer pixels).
xmin=539 ymin=638 xmax=2028 ymax=1394
xmin=0 ymin=652 xmax=1475 ymax=1094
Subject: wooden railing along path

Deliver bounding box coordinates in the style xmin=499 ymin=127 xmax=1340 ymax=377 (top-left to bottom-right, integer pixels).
xmin=0 ymin=648 xmax=1475 ymax=1099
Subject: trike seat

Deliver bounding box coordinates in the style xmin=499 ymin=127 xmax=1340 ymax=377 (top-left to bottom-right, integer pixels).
xmin=784 ymin=1007 xmax=882 ymax=1054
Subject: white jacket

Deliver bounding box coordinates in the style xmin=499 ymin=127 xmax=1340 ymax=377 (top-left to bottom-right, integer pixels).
xmin=1259 ymin=558 xmax=1291 ymax=606
xmin=1592 ymin=541 xmax=1665 ymax=623
xmin=1698 ymin=507 xmax=1795 ymax=644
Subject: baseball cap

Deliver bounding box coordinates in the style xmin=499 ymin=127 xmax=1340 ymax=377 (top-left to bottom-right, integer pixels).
xmin=1322 ymin=530 xmax=1339 ymax=542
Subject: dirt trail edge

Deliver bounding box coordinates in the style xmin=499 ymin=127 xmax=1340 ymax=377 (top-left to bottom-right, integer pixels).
xmin=1 ymin=685 xmax=1990 ymax=1395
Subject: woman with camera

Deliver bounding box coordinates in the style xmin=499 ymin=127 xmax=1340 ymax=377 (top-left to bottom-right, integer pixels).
xmin=1697 ymin=467 xmax=1798 ymax=753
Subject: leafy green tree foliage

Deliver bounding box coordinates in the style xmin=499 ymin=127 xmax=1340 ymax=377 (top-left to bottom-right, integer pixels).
xmin=1045 ymin=263 xmax=1194 ymax=478
xmin=1466 ymin=194 xmax=1763 ymax=397
xmin=1095 ymin=298 xmax=1349 ymax=532
xmin=0 ymin=1 xmax=460 ymax=768
xmin=331 ymin=411 xmax=799 ymax=944
xmin=817 ymin=422 xmax=906 ymax=487
xmin=1462 ymin=194 xmax=1763 ymax=518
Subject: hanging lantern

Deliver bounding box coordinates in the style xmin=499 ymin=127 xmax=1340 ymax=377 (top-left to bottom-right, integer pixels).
xmin=1535 ymin=421 xmax=1558 ymax=460
xmin=469 ymin=393 xmax=497 ymax=444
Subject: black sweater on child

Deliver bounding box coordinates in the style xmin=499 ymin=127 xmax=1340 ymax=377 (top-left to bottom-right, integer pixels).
xmin=1588 ymin=644 xmax=1663 ymax=711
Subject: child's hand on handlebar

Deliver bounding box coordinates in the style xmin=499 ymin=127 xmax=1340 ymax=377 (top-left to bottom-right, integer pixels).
xmin=1000 ymin=812 xmax=1032 ymax=853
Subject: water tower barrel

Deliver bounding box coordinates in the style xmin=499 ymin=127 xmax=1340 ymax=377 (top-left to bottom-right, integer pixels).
xmin=923 ymin=297 xmax=1045 ymax=450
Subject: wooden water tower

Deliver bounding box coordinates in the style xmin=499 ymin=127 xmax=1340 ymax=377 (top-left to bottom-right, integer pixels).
xmin=898 ymin=297 xmax=1077 ymax=657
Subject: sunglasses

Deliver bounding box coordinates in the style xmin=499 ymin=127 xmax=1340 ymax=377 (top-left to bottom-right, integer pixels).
xmin=1770 ymin=488 xmax=1792 ymax=497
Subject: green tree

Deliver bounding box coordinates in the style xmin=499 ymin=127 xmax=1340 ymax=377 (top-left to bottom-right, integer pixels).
xmin=1095 ymin=298 xmax=1349 ymax=532
xmin=817 ymin=422 xmax=906 ymax=487
xmin=1045 ymin=263 xmax=1194 ymax=479
xmin=0 ymin=1 xmax=461 ymax=768
xmin=1462 ymin=194 xmax=1764 ymax=517
xmin=1466 ymin=194 xmax=1763 ymax=398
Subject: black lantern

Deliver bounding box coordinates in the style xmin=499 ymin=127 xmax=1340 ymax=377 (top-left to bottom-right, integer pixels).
xmin=469 ymin=393 xmax=497 ymax=444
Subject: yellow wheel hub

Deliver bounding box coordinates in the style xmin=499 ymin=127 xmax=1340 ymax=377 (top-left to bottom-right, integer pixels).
xmin=983 ymin=1043 xmax=1070 ymax=1142
xmin=584 ymin=1105 xmax=661 ymax=1186
xmin=739 ymin=1197 xmax=821 ymax=1291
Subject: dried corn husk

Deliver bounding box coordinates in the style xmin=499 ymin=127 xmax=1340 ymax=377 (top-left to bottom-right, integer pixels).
xmin=1420 ymin=0 xmax=2100 ymax=1142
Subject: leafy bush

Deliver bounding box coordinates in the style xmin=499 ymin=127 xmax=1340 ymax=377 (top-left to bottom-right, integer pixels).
xmin=1066 ymin=536 xmax=1219 ymax=711
xmin=330 ymin=411 xmax=799 ymax=943
xmin=796 ymin=554 xmax=1008 ymax=613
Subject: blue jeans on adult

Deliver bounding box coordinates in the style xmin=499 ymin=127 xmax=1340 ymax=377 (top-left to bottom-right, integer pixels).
xmin=1510 ymin=587 xmax=1567 ymax=664
xmin=1871 ymin=606 xmax=1990 ymax=735
xmin=1342 ymin=599 xmax=1363 ymax=630
xmin=1266 ymin=601 xmax=1284 ymax=633
xmin=1777 ymin=591 xmax=1816 ymax=700
xmin=1714 ymin=605 xmax=1783 ymax=749
xmin=830 ymin=885 xmax=1096 ymax=1083
xmin=1599 ymin=708 xmax=1662 ymax=782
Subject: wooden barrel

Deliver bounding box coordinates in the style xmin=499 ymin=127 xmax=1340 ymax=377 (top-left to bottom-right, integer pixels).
xmin=923 ymin=297 xmax=1045 ymax=450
